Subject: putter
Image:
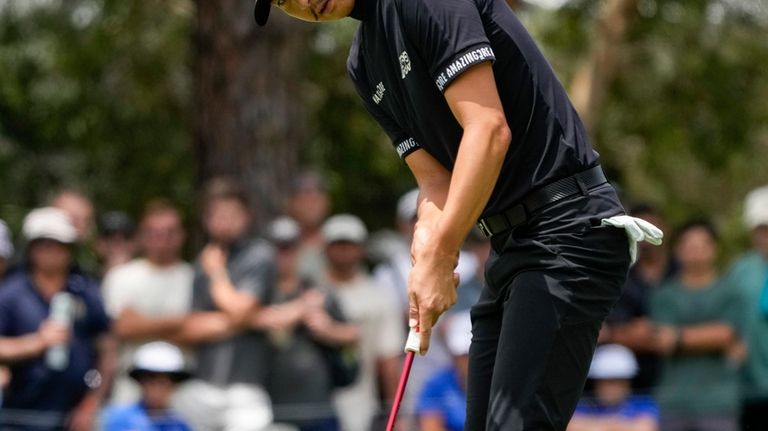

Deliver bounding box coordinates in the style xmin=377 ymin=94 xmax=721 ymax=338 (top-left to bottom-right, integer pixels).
xmin=385 ymin=327 xmax=420 ymax=431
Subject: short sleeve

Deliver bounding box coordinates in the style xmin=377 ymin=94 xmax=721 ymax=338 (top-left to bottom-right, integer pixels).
xmin=348 ymin=47 xmax=424 ymax=160
xmin=399 ymin=0 xmax=495 ymax=92
xmin=231 ymin=242 xmax=276 ymax=302
xmin=0 ymin=294 xmax=11 ymax=335
xmin=101 ymin=267 xmax=130 ymax=318
xmin=649 ymin=285 xmax=676 ymax=325
xmin=80 ymin=278 xmax=112 ymax=335
xmin=721 ymin=284 xmax=747 ymax=335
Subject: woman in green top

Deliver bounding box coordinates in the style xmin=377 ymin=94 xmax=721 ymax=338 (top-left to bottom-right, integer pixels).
xmin=650 ymin=219 xmax=744 ymax=431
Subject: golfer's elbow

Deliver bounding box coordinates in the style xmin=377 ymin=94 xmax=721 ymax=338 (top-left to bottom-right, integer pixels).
xmin=483 ymin=113 xmax=511 ymax=159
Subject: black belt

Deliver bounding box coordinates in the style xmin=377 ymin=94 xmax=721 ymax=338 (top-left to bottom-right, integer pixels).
xmin=477 ymin=166 xmax=608 ymax=238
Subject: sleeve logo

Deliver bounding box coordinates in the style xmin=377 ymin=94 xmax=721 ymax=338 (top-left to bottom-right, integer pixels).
xmin=373 ymin=82 xmax=386 ymax=105
xmin=435 ymin=46 xmax=495 ymax=91
xmin=399 ymin=51 xmax=412 ymax=79
xmin=396 ymin=137 xmax=420 ymax=158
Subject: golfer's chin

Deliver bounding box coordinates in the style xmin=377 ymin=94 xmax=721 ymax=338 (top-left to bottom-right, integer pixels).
xmin=283 ymin=0 xmax=353 ymax=23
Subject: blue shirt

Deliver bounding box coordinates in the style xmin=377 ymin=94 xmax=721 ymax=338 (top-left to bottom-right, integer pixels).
xmin=102 ymin=403 xmax=191 ymax=431
xmin=415 ymin=368 xmax=466 ymax=431
xmin=0 ymin=267 xmax=110 ymax=426
xmin=574 ymin=395 xmax=659 ymax=420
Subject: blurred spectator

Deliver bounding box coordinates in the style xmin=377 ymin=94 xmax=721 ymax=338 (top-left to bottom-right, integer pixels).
xmin=650 ymin=220 xmax=742 ymax=431
xmin=102 ymin=342 xmax=192 ymax=431
xmin=0 ymin=219 xmax=14 ymax=279
xmin=102 ymin=200 xmax=193 ymax=404
xmin=51 ymin=189 xmax=99 ymax=276
xmin=173 ymin=178 xmax=275 ymax=431
xmin=0 ymin=219 xmax=13 ymax=411
xmin=415 ymin=312 xmax=472 ymax=431
xmin=454 ymin=227 xmax=489 ymax=312
xmin=726 ymin=185 xmax=768 ymax=430
xmin=320 ymin=214 xmax=404 ymax=431
xmin=568 ymin=344 xmax=658 ymax=431
xmin=255 ymin=216 xmax=359 ymax=431
xmin=96 ymin=211 xmax=137 ymax=276
xmin=602 ymin=203 xmax=676 ymax=391
xmin=0 ymin=207 xmax=115 ymax=431
xmin=51 ymin=189 xmax=95 ymax=242
xmin=373 ymin=188 xmax=420 ymax=315
xmin=287 ymin=170 xmax=331 ymax=283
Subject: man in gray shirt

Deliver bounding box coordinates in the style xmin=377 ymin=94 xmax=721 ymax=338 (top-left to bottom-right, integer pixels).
xmin=174 ymin=178 xmax=276 ymax=431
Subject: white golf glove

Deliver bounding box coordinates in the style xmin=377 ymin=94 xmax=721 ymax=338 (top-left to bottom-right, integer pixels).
xmin=600 ymin=215 xmax=664 ymax=265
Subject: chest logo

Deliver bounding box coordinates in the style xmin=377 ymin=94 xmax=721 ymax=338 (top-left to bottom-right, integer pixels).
xmin=373 ymin=81 xmax=386 ymax=105
xmin=399 ymin=51 xmax=412 ymax=79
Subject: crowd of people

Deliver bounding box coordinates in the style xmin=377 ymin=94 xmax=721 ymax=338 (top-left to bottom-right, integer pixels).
xmin=0 ymin=174 xmax=767 ymax=431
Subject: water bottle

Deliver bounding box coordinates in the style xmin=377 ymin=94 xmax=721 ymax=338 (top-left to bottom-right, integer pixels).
xmin=46 ymin=292 xmax=74 ymax=371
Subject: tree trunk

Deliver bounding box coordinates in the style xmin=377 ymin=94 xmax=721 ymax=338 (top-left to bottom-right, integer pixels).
xmin=570 ymin=0 xmax=638 ymax=135
xmin=193 ymin=0 xmax=311 ymax=225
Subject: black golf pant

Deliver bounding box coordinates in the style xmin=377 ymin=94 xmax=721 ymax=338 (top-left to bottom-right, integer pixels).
xmin=465 ymin=185 xmax=631 ymax=430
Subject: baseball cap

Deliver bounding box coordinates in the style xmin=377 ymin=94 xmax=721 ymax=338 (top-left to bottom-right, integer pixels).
xmin=98 ymin=211 xmax=135 ymax=237
xmin=322 ymin=214 xmax=368 ymax=244
xmin=396 ymin=189 xmax=419 ymax=223
xmin=744 ymin=185 xmax=768 ymax=230
xmin=129 ymin=341 xmax=191 ymax=382
xmin=445 ymin=312 xmax=472 ymax=357
xmin=588 ymin=344 xmax=638 ymax=380
xmin=266 ymin=216 xmax=301 ymax=245
xmin=22 ymin=207 xmax=77 ymax=244
xmin=0 ymin=220 xmax=13 ymax=260
xmin=254 ymin=0 xmax=272 ymax=26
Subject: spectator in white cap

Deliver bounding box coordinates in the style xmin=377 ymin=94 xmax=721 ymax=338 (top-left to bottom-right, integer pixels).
xmin=102 ymin=341 xmax=192 ymax=431
xmin=568 ymin=344 xmax=658 ymax=431
xmin=415 ymin=312 xmax=472 ymax=431
xmin=725 ymin=184 xmax=768 ymax=429
xmin=320 ymin=214 xmax=404 ymax=431
xmin=0 ymin=219 xmax=14 ymax=279
xmin=0 ymin=207 xmax=114 ymax=431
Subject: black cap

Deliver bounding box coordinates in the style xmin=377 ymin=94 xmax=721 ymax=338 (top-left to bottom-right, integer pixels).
xmin=254 ymin=0 xmax=271 ymax=26
xmin=98 ymin=211 xmax=135 ymax=238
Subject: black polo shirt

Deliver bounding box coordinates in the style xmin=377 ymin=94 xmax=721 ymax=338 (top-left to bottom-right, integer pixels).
xmin=347 ymin=0 xmax=599 ymax=218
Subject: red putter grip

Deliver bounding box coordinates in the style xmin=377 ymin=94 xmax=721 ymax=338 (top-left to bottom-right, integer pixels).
xmin=385 ymin=328 xmax=419 ymax=431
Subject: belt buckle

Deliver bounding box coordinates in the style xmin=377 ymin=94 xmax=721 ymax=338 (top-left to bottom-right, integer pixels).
xmin=477 ymin=219 xmax=493 ymax=238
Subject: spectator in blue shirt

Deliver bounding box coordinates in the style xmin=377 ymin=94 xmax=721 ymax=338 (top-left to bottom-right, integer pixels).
xmin=0 ymin=207 xmax=114 ymax=431
xmin=568 ymin=344 xmax=659 ymax=431
xmin=416 ymin=312 xmax=471 ymax=431
xmin=102 ymin=342 xmax=192 ymax=431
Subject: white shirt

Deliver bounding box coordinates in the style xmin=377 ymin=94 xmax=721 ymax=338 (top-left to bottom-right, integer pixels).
xmin=330 ymin=272 xmax=404 ymax=431
xmin=102 ymin=258 xmax=194 ymax=403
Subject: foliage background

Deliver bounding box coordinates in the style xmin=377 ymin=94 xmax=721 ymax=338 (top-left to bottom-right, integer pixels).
xmin=0 ymin=0 xmax=767 ymax=260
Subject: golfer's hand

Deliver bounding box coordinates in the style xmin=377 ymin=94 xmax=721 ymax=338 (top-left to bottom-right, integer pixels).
xmin=408 ymin=226 xmax=459 ymax=355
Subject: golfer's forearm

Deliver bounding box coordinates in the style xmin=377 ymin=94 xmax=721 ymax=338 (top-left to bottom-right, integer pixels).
xmin=0 ymin=335 xmax=46 ymax=363
xmin=434 ymin=120 xmax=509 ymax=253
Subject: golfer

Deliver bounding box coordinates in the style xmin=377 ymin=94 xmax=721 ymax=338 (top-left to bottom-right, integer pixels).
xmin=254 ymin=0 xmax=658 ymax=429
